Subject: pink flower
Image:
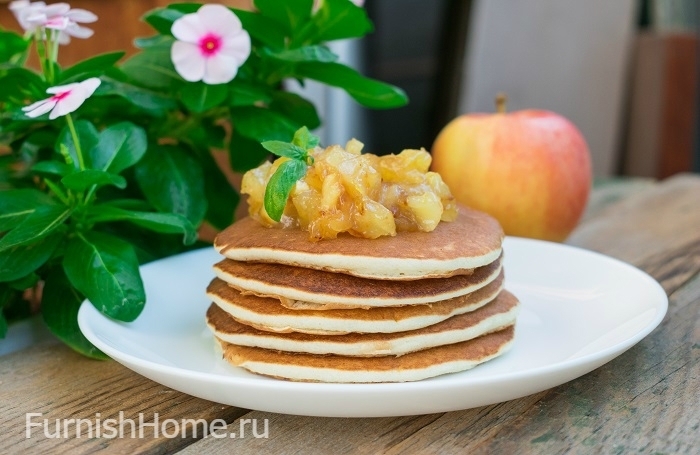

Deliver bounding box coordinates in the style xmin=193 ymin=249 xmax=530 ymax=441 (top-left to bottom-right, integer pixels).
xmin=23 ymin=77 xmax=101 ymax=120
xmin=170 ymin=4 xmax=251 ymax=85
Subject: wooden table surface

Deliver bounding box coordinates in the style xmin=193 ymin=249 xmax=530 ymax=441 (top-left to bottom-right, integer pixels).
xmin=1 ymin=174 xmax=698 ymax=454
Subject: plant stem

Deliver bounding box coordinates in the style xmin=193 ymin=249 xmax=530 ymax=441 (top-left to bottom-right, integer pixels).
xmin=65 ymin=114 xmax=85 ymax=170
xmin=34 ymin=33 xmax=48 ymax=81
xmin=495 ymin=93 xmax=507 ymax=114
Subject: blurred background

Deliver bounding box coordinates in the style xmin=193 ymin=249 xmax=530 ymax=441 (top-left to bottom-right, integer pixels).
xmin=1 ymin=0 xmax=698 ymax=178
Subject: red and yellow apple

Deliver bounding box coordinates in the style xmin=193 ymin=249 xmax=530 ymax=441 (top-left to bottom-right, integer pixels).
xmin=431 ymin=97 xmax=591 ymax=242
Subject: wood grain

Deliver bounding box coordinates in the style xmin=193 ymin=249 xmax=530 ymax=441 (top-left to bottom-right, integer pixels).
xmin=0 ymin=342 xmax=248 ymax=454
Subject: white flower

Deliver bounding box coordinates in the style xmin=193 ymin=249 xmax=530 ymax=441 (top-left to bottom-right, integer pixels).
xmin=9 ymin=0 xmax=46 ymax=32
xmin=23 ymin=77 xmax=101 ymax=120
xmin=170 ymin=4 xmax=251 ymax=85
xmin=312 ymin=0 xmax=364 ymax=13
xmin=16 ymin=1 xmax=97 ymax=44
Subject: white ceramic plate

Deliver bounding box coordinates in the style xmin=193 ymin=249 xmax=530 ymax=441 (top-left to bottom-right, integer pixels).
xmin=78 ymin=237 xmax=668 ymax=417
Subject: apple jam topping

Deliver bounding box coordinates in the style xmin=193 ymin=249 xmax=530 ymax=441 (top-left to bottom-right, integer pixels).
xmin=241 ymin=140 xmax=458 ymax=240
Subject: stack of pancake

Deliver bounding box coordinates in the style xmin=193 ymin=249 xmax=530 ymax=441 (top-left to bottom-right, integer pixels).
xmin=206 ymin=207 xmax=519 ymax=383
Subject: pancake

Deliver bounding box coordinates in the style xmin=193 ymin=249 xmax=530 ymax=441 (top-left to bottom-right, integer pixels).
xmin=206 ymin=272 xmax=505 ymax=334
xmin=214 ymin=207 xmax=503 ymax=280
xmin=216 ymin=326 xmax=515 ymax=383
xmin=207 ymin=290 xmax=519 ymax=355
xmin=213 ymin=254 xmax=503 ymax=308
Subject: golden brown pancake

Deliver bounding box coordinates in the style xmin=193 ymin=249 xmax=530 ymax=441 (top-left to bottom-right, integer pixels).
xmin=213 ymin=254 xmax=503 ymax=308
xmin=207 ymin=290 xmax=519 ymax=356
xmin=216 ymin=326 xmax=515 ymax=383
xmin=206 ymin=272 xmax=505 ymax=334
xmin=214 ymin=207 xmax=504 ymax=280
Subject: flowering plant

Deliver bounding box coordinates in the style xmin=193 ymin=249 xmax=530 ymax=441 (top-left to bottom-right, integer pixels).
xmin=0 ymin=0 xmax=407 ymax=357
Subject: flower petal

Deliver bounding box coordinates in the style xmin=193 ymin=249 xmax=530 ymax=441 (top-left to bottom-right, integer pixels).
xmin=171 ymin=41 xmax=205 ymax=82
xmin=198 ymin=4 xmax=242 ymax=37
xmin=22 ymin=97 xmax=51 ymax=112
xmin=220 ymin=31 xmax=251 ymax=64
xmin=202 ymin=54 xmax=239 ymax=85
xmin=50 ymin=93 xmax=86 ymax=119
xmin=46 ymin=82 xmax=80 ymax=94
xmin=65 ymin=23 xmax=94 ymax=39
xmin=57 ymin=31 xmax=71 ymax=45
xmin=171 ymin=12 xmax=207 ymax=43
xmin=42 ymin=3 xmax=70 ymax=17
xmin=24 ymin=99 xmax=57 ymax=118
xmin=79 ymin=77 xmax=102 ymax=97
xmin=65 ymin=8 xmax=97 ymax=23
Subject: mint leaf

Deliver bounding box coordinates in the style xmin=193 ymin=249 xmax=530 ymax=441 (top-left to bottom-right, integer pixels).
xmin=292 ymin=126 xmax=320 ymax=149
xmin=264 ymin=159 xmax=307 ymax=222
xmin=261 ymin=141 xmax=308 ymax=160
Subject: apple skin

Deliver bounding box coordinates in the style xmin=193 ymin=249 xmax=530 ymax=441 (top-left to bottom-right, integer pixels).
xmin=431 ymin=110 xmax=592 ymax=242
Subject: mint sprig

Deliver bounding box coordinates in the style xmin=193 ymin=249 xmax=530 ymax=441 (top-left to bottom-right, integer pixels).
xmin=261 ymin=126 xmax=319 ymax=221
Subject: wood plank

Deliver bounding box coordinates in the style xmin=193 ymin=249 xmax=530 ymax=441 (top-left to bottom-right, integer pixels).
xmin=179 ymin=175 xmax=700 ymax=454
xmin=568 ymin=173 xmax=700 ymax=289
xmin=0 ymin=343 xmax=248 ymax=454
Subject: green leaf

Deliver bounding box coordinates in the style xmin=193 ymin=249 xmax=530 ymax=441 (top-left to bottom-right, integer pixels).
xmin=261 ymin=141 xmax=307 ymax=160
xmin=96 ymin=76 xmax=177 ymax=115
xmin=0 ymin=231 xmax=63 ymax=282
xmin=56 ymin=120 xmax=99 ymax=170
xmin=293 ymin=62 xmax=409 ymax=109
xmin=121 ymin=45 xmax=181 ymax=90
xmin=292 ymin=126 xmax=320 ymax=149
xmin=0 ymin=205 xmax=71 ymax=253
xmin=179 ymin=83 xmax=228 ymax=113
xmin=42 ymin=267 xmax=108 ymax=359
xmin=89 ymin=122 xmax=147 ymax=174
xmin=254 ymin=0 xmax=313 ymax=33
xmin=232 ymin=106 xmax=301 ymax=142
xmin=0 ymin=68 xmax=46 ymax=104
xmin=0 ymin=30 xmax=28 ymax=62
xmin=269 ymin=91 xmax=321 ymax=130
xmin=31 ymin=161 xmax=75 ymax=177
xmin=306 ymin=0 xmax=373 ymax=43
xmin=59 ymin=52 xmax=125 ymax=83
xmin=229 ymin=130 xmax=271 ymax=173
xmin=199 ymin=151 xmax=239 ymax=230
xmin=133 ymin=34 xmax=173 ymax=49
xmin=0 ymin=310 xmax=6 ymax=338
xmin=232 ymin=9 xmax=287 ymax=48
xmin=61 ymin=169 xmax=127 ymax=192
xmin=264 ymin=159 xmax=307 ymax=222
xmin=264 ymin=46 xmax=338 ymax=63
xmin=8 ymin=272 xmax=40 ymax=291
xmin=0 ymin=189 xmax=56 ymax=232
xmin=63 ymin=232 xmax=145 ymax=322
xmin=142 ymin=7 xmax=185 ymax=35
xmin=87 ymin=205 xmax=197 ymax=245
xmin=134 ymin=144 xmax=207 ymax=226
xmin=229 ymin=81 xmax=272 ymax=107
